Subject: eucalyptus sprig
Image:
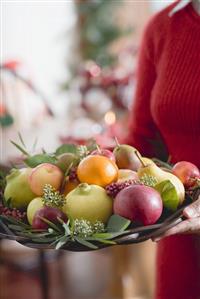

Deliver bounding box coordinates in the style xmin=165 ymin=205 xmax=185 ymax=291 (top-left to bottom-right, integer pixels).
xmin=42 ymin=184 xmax=65 ymax=208
xmin=140 ymin=174 xmax=158 ymax=187
xmin=0 ymin=192 xmax=131 ymax=250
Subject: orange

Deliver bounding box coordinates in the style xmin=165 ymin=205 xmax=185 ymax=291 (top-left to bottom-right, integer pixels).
xmin=63 ymin=178 xmax=79 ymax=196
xmin=77 ymin=155 xmax=118 ymax=187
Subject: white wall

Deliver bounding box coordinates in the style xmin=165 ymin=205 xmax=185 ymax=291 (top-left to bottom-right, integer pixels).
xmin=1 ymin=1 xmax=76 ymax=108
xmin=1 ymin=0 xmax=174 ymax=107
xmin=150 ymin=0 xmax=175 ymax=12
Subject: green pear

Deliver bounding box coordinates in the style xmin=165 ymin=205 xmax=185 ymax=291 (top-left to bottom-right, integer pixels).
xmin=56 ymin=153 xmax=79 ymax=172
xmin=63 ymin=183 xmax=113 ymax=224
xmin=27 ymin=197 xmax=44 ymax=225
xmin=137 ymin=163 xmax=185 ymax=205
xmin=113 ymin=144 xmax=142 ymax=171
xmin=4 ymin=168 xmax=36 ymax=209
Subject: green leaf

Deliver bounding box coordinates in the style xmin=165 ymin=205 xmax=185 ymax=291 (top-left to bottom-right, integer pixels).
xmin=55 ymin=144 xmax=77 ymax=156
xmin=32 ymin=137 xmax=38 ymax=152
xmin=86 ymin=237 xmax=116 ymax=245
xmin=8 ymin=224 xmax=27 ymax=232
xmin=10 ymin=140 xmax=30 ymax=156
xmin=92 ymin=233 xmax=113 ymax=239
xmin=2 ymin=197 xmax=12 ymax=209
xmin=94 ymin=239 xmax=116 ymax=245
xmin=154 ymin=180 xmax=179 ymax=211
xmin=22 ymin=232 xmax=52 ymax=238
xmin=85 ymin=139 xmax=98 ymax=153
xmin=18 ymin=132 xmax=26 ymax=148
xmin=152 ymin=158 xmax=172 ymax=170
xmin=55 ymin=235 xmax=69 ymax=249
xmin=38 ymin=217 xmax=62 ymax=233
xmin=91 ymin=231 xmax=129 ymax=240
xmin=24 ymin=154 xmax=57 ymax=167
xmin=64 ymin=162 xmax=74 ymax=177
xmin=62 ymin=222 xmax=71 ymax=236
xmin=0 ymin=215 xmax=30 ymax=228
xmin=48 ymin=228 xmax=54 ymax=234
xmin=69 ymin=218 xmax=75 ymax=235
xmin=107 ymin=215 xmax=131 ymax=233
xmin=75 ymin=237 xmax=98 ymax=249
xmin=30 ymin=236 xmax=58 ymax=243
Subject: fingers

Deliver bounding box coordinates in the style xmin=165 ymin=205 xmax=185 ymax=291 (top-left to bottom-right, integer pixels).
xmin=183 ymin=196 xmax=200 ymax=218
xmin=153 ymin=217 xmax=200 ymax=241
xmin=153 ymin=196 xmax=200 ymax=242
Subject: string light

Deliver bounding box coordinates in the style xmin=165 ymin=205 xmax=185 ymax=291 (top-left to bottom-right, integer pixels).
xmin=104 ymin=110 xmax=116 ymax=125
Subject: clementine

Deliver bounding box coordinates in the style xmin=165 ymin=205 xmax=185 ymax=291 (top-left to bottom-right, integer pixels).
xmin=63 ymin=178 xmax=80 ymax=196
xmin=77 ymin=155 xmax=118 ymax=187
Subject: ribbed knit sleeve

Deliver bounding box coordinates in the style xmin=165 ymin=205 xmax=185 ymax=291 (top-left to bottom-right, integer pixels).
xmin=125 ymin=20 xmax=168 ymax=159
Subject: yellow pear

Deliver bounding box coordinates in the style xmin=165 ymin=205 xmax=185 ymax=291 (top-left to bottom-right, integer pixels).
xmin=141 ymin=157 xmax=155 ymax=166
xmin=27 ymin=197 xmax=44 ymax=225
xmin=137 ymin=163 xmax=185 ymax=204
xmin=4 ymin=168 xmax=36 ymax=209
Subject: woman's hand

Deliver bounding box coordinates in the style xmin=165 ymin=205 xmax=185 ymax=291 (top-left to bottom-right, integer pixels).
xmin=154 ymin=196 xmax=200 ymax=241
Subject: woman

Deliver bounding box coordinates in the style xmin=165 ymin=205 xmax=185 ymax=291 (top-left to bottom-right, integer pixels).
xmin=126 ymin=1 xmax=200 ymax=298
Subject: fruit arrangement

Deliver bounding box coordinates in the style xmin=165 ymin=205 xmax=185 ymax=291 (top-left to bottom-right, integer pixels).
xmin=0 ymin=137 xmax=200 ymax=251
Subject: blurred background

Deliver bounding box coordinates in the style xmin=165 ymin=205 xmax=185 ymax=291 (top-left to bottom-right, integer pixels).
xmin=1 ymin=1 xmax=173 ymax=299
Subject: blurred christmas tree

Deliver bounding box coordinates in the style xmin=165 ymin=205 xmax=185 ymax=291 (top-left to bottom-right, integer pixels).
xmin=62 ymin=0 xmax=136 ymax=146
xmin=75 ymin=0 xmax=129 ymax=68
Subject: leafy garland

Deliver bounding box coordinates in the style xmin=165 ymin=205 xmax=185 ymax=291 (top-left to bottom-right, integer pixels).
xmin=0 ymin=134 xmax=132 ymax=250
xmin=9 ymin=134 xmax=97 ymax=169
xmin=0 ymin=214 xmax=131 ymax=250
xmin=1 ymin=134 xmax=200 ymax=250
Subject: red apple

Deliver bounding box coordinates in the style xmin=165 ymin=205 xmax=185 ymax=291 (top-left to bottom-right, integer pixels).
xmin=32 ymin=206 xmax=67 ymax=229
xmin=114 ymin=185 xmax=163 ymax=226
xmin=172 ymin=161 xmax=200 ymax=188
xmin=28 ymin=163 xmax=64 ymax=196
xmin=91 ymin=148 xmax=116 ymax=162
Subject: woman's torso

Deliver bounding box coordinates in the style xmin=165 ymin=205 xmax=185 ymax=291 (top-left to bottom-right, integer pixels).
xmin=150 ymin=3 xmax=200 ymax=166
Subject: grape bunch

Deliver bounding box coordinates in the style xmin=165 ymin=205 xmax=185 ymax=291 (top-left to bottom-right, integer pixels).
xmin=0 ymin=204 xmax=26 ymax=221
xmin=106 ymin=179 xmax=143 ymax=198
xmin=69 ymin=167 xmax=78 ymax=181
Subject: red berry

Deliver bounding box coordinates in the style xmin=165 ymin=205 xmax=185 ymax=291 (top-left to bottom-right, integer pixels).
xmin=106 ymin=179 xmax=143 ymax=198
xmin=69 ymin=168 xmax=78 ymax=181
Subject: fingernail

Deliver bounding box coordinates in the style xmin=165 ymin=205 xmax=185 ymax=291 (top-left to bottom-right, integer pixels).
xmin=184 ymin=208 xmax=196 ymax=218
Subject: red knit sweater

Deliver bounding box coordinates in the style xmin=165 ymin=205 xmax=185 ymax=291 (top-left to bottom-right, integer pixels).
xmin=126 ymin=3 xmax=200 ymax=299
xmin=127 ymin=2 xmax=200 ymax=166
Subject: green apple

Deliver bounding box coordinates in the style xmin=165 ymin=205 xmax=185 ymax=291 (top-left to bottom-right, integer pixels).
xmin=63 ymin=183 xmax=113 ymax=224
xmin=27 ymin=197 xmax=44 ymax=225
xmin=4 ymin=168 xmax=36 ymax=209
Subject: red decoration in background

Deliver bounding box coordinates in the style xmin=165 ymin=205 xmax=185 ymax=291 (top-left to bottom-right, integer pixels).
xmin=0 ymin=103 xmax=6 ymax=116
xmin=2 ymin=60 xmax=21 ymax=71
xmin=79 ymin=60 xmax=135 ymax=110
